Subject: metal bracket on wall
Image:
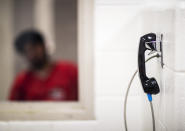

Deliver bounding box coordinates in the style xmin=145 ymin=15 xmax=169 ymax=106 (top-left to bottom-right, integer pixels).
xmin=156 ymin=33 xmax=163 ymax=68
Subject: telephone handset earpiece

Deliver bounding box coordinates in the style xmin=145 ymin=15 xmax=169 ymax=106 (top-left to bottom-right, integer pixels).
xmin=138 ymin=33 xmax=160 ymax=95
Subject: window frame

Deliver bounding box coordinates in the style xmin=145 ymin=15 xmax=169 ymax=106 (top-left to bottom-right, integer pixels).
xmin=0 ymin=0 xmax=94 ymax=121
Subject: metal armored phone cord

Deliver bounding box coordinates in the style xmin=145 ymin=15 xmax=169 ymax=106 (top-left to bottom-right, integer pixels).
xmin=124 ymin=54 xmax=160 ymax=131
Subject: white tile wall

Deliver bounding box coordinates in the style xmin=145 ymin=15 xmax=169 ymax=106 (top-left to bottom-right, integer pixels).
xmin=95 ymin=5 xmax=143 ymax=53
xmin=1 ymin=0 xmax=185 ymax=131
xmin=175 ymin=6 xmax=185 ymax=72
xmin=173 ymin=73 xmax=185 ymax=131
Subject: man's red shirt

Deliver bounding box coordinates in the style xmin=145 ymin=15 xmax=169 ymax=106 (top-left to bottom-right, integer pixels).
xmin=9 ymin=61 xmax=78 ymax=101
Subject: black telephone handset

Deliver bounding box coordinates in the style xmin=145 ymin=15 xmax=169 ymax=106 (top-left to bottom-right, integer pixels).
xmin=138 ymin=33 xmax=160 ymax=95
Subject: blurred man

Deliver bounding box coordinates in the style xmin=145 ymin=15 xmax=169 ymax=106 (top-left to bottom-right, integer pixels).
xmin=9 ymin=30 xmax=78 ymax=101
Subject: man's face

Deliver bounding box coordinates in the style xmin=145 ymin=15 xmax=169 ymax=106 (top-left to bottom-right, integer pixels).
xmin=24 ymin=43 xmax=48 ymax=70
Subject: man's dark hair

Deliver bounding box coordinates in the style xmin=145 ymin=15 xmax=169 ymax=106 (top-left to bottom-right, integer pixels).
xmin=15 ymin=30 xmax=45 ymax=54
